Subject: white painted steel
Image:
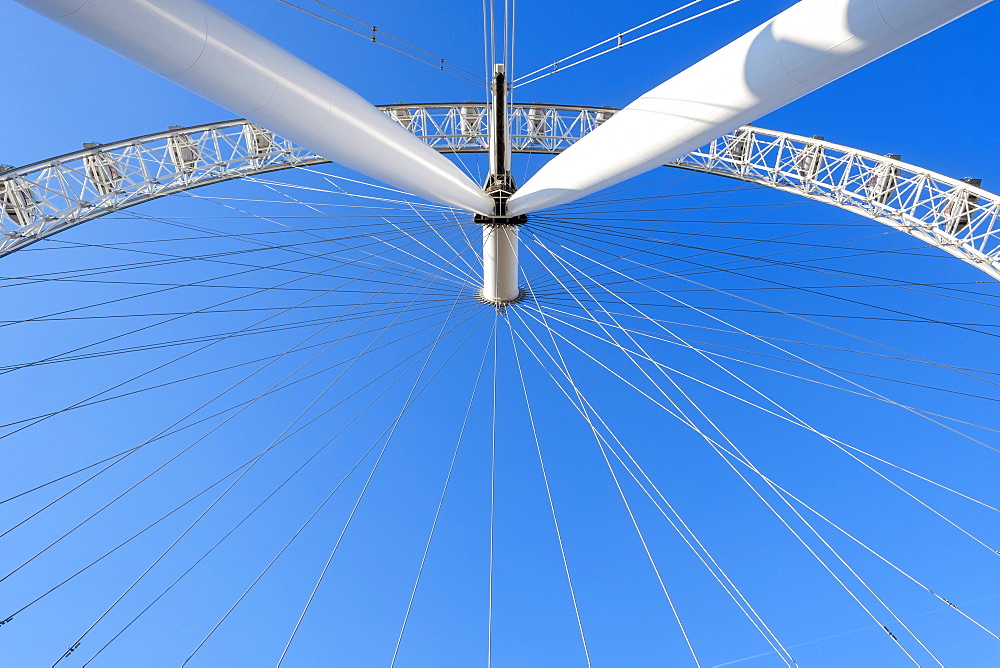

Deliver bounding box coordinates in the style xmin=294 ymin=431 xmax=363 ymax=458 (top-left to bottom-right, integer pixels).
xmin=480 ymin=224 xmax=521 ymax=305
xmin=507 ymin=0 xmax=992 ymax=215
xmin=13 ymin=0 xmax=494 ymax=215
xmin=4 ymin=109 xmax=1000 ymax=282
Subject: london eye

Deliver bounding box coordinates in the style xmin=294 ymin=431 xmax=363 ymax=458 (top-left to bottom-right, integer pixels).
xmin=1 ymin=0 xmax=999 ymax=665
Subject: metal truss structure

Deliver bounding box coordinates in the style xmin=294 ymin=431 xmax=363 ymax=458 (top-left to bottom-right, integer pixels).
xmin=1 ymin=103 xmax=997 ymax=280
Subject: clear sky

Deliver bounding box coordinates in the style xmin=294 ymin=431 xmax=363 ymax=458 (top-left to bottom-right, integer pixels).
xmin=1 ymin=1 xmax=999 ymax=666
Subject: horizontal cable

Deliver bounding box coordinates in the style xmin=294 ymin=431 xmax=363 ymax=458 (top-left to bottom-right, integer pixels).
xmin=513 ymin=0 xmax=742 ymax=87
xmin=273 ymin=0 xmax=484 ymax=85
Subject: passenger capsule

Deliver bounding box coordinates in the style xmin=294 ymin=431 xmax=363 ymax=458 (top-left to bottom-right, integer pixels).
xmin=866 ymin=154 xmax=900 ymax=204
xmin=242 ymin=124 xmax=275 ymax=158
xmin=82 ymin=143 xmax=122 ymax=195
xmin=0 ymin=175 xmax=36 ymax=228
xmin=167 ymin=127 xmax=199 ymax=172
xmin=796 ymin=137 xmax=824 ymax=181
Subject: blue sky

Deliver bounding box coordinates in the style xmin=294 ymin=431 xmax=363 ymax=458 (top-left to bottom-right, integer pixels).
xmin=1 ymin=1 xmax=1000 ymax=666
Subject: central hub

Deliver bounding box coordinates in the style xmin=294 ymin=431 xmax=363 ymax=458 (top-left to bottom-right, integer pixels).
xmin=475 ymin=208 xmax=526 ymax=308
xmin=480 ymin=172 xmax=519 ymax=218
xmin=476 ymin=63 xmax=526 ymax=310
xmin=475 ymin=182 xmax=526 ymax=308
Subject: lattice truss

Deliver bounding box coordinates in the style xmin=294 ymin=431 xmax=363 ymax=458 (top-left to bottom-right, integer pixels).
xmin=386 ymin=104 xmax=615 ymax=153
xmin=1 ymin=104 xmax=997 ymax=279
xmin=680 ymin=128 xmax=1000 ymax=279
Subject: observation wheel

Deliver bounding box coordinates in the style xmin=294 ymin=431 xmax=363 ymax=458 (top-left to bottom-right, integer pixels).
xmin=3 ymin=1 xmax=1000 ymax=667
xmin=5 ymin=105 xmax=1000 ymax=279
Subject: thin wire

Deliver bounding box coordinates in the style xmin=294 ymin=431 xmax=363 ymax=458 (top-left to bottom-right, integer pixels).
xmin=0 ymin=303 xmax=452 ymax=444
xmin=488 ymin=0 xmax=496 ymax=74
xmin=535 ymin=225 xmax=1000 ymax=338
xmin=507 ymin=318 xmax=592 ymax=666
xmin=46 ymin=206 xmax=480 ymax=647
xmin=509 ymin=0 xmax=517 ymax=86
xmin=524 ymin=301 xmax=702 ymax=664
xmin=389 ymin=326 xmax=494 ymax=666
xmin=0 ymin=305 xmax=456 ymax=514
xmin=524 ymin=242 xmax=918 ymax=663
xmin=274 ymin=290 xmax=467 ymax=666
xmin=0 ymin=263 xmax=408 ymax=543
xmin=503 ymin=0 xmax=509 ymax=71
xmin=514 ymin=0 xmax=707 ymax=82
xmin=47 ymin=263 xmax=455 ymax=665
xmin=10 ymin=320 xmax=472 ymax=628
xmin=80 ymin=311 xmax=485 ymax=666
xmin=525 ymin=300 xmax=1000 ymax=460
xmin=516 ymin=251 xmax=703 ymax=663
xmin=272 ymin=0 xmax=483 ymax=85
xmin=181 ymin=310 xmax=488 ymax=666
xmin=521 ymin=320 xmax=795 ymax=662
xmin=540 ymin=239 xmax=1000 ymax=513
xmin=487 ymin=313 xmax=498 ymax=668
xmin=483 ymin=0 xmax=491 ymax=85
xmin=531 ymin=239 xmax=971 ymax=661
xmin=527 ymin=302 xmax=1000 ymax=409
xmin=2 ymin=462 xmax=255 ymax=628
xmin=550 ymin=241 xmax=1000 ymax=452
xmin=514 ymin=0 xmax=742 ymax=88
xmin=0 ymin=246 xmax=438 ymax=451
xmin=509 ymin=316 xmax=791 ymax=660
xmin=528 ymin=219 xmax=1000 ymax=396
xmin=530 ymin=209 xmax=991 ymax=657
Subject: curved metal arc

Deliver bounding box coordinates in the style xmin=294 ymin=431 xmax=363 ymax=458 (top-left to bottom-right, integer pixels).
xmin=1 ymin=104 xmax=998 ymax=281
xmin=670 ymin=129 xmax=1000 ymax=280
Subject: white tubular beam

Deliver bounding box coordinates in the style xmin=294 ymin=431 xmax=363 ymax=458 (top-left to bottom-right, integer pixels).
xmin=480 ymin=224 xmax=521 ymax=306
xmin=15 ymin=0 xmax=494 ymax=215
xmin=508 ymin=0 xmax=991 ymax=215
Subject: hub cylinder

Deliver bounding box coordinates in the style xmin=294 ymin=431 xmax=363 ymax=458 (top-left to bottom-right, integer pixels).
xmin=481 ymin=223 xmax=521 ymax=305
xmin=476 ymin=63 xmax=524 ymax=307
